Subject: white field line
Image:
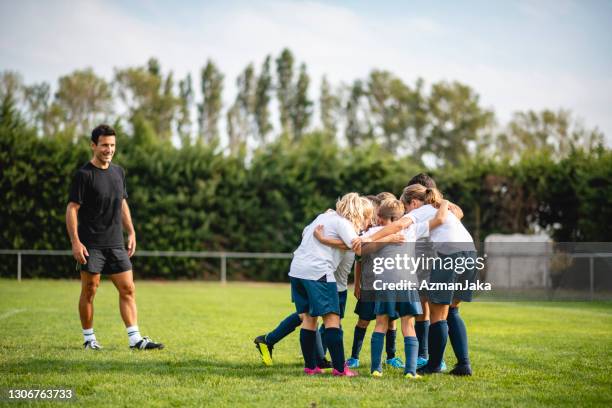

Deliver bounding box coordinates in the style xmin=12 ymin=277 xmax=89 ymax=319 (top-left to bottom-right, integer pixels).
xmin=0 ymin=308 xmax=26 ymax=320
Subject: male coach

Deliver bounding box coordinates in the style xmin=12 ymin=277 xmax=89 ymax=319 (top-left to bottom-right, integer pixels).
xmin=66 ymin=124 xmax=163 ymax=350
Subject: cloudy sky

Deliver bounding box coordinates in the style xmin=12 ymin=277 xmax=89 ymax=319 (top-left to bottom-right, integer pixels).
xmin=1 ymin=0 xmax=611 ymax=144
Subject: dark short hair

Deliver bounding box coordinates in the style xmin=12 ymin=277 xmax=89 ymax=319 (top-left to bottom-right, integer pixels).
xmin=407 ymin=173 xmax=436 ymax=188
xmin=91 ymin=124 xmax=116 ymax=144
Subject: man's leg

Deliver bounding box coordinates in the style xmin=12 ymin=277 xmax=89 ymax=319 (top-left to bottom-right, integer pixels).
xmin=79 ymin=271 xmax=101 ymax=348
xmin=109 ymin=270 xmax=163 ymax=349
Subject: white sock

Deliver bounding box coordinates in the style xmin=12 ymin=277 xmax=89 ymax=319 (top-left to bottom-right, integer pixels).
xmin=83 ymin=328 xmax=96 ymax=343
xmin=127 ymin=325 xmax=143 ymax=346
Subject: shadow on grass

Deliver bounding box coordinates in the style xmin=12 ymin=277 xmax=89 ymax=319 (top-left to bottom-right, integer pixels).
xmin=1 ymin=357 xmax=307 ymax=379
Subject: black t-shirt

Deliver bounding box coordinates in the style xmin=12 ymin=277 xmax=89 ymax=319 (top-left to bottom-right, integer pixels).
xmin=68 ymin=162 xmax=128 ymax=249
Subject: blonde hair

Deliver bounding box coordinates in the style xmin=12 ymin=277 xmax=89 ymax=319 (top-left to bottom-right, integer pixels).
xmin=377 ymin=198 xmax=404 ymax=222
xmin=336 ymin=193 xmax=374 ymax=231
xmin=376 ymin=192 xmax=396 ymax=201
xmin=400 ymin=184 xmax=443 ymax=208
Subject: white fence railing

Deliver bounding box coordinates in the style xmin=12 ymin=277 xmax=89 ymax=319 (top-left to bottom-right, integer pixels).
xmin=0 ymin=249 xmax=293 ymax=283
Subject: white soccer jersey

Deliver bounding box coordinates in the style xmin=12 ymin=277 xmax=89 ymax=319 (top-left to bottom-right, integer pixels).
xmin=405 ymin=204 xmax=476 ymax=254
xmin=334 ymin=251 xmax=355 ymax=292
xmin=289 ymin=211 xmax=359 ymax=282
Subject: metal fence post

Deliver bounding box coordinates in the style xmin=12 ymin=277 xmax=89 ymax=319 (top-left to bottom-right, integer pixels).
xmin=220 ymin=253 xmax=227 ymax=284
xmin=17 ymin=252 xmax=22 ymax=282
xmin=589 ymin=257 xmax=594 ymax=301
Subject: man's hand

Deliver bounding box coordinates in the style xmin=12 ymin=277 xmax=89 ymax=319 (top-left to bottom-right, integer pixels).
xmin=127 ymin=233 xmax=137 ymax=257
xmin=72 ymin=241 xmax=89 ymax=264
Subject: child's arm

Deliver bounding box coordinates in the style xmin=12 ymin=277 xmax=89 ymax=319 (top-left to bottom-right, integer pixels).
xmin=353 ymin=261 xmax=361 ymax=299
xmin=313 ymin=225 xmax=351 ymax=250
xmin=359 ymin=217 xmax=414 ymax=245
xmin=448 ymin=202 xmax=463 ymax=220
xmin=429 ymin=199 xmax=449 ymax=230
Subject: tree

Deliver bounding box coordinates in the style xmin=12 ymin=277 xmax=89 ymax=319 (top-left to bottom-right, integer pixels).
xmin=198 ymin=60 xmax=224 ymax=143
xmin=319 ymin=75 xmax=340 ymax=136
xmin=23 ymin=82 xmax=51 ymax=135
xmin=253 ymin=56 xmax=273 ymax=143
xmin=227 ymin=64 xmax=255 ymax=153
xmin=344 ymin=79 xmax=373 ymax=147
xmin=275 ymin=48 xmax=294 ymax=135
xmin=177 ymin=73 xmax=193 ymax=144
xmin=114 ymin=58 xmax=178 ymax=141
xmin=55 ymin=68 xmax=113 ymax=137
xmin=290 ymin=63 xmax=312 ymax=140
xmin=497 ymin=109 xmax=604 ymax=160
xmin=423 ymin=81 xmax=494 ymax=166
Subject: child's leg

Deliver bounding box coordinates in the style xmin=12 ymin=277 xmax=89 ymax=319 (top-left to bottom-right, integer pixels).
xmin=322 ymin=313 xmax=345 ymax=372
xmin=415 ymin=298 xmax=430 ymax=359
xmin=371 ymin=316 xmax=388 ymax=373
xmin=265 ymin=312 xmax=303 ymax=345
xmin=386 ymin=319 xmax=397 ymax=360
xmin=350 ymin=319 xmax=369 ymax=360
xmin=300 ymin=314 xmax=318 ymax=369
xmin=447 ymin=300 xmax=470 ymax=369
xmin=315 ymin=324 xmax=326 ymax=364
xmin=426 ymin=302 xmax=449 ymax=371
xmin=401 ymin=315 xmax=418 ymax=375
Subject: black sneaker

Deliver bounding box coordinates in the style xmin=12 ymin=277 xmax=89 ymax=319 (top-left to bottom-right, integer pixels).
xmin=130 ymin=336 xmax=164 ymax=350
xmin=417 ymin=364 xmax=442 ymax=375
xmin=83 ymin=339 xmax=103 ymax=350
xmin=254 ymin=335 xmax=274 ymax=366
xmin=449 ymin=364 xmax=472 ymax=376
xmin=317 ymin=358 xmax=333 ymax=370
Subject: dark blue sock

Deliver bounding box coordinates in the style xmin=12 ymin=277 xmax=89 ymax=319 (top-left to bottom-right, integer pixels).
xmin=447 ymin=307 xmax=470 ymax=366
xmin=415 ymin=320 xmax=430 ymax=359
xmin=315 ymin=324 xmax=326 ymax=364
xmin=324 ymin=327 xmax=346 ymax=372
xmin=265 ymin=312 xmax=302 ymax=345
xmin=299 ymin=328 xmax=317 ymax=369
xmin=351 ymin=326 xmax=367 ymax=359
xmin=427 ymin=320 xmax=448 ymax=371
xmin=404 ymin=336 xmax=419 ymax=375
xmin=385 ymin=328 xmax=397 ymax=359
xmin=370 ymin=331 xmax=385 ymax=373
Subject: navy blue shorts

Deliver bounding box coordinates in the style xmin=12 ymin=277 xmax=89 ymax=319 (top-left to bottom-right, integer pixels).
xmin=80 ymin=247 xmax=132 ymax=275
xmin=338 ymin=290 xmax=348 ymax=319
xmin=354 ymin=299 xmax=376 ymax=321
xmin=290 ymin=277 xmax=340 ymax=317
xmin=428 ymin=251 xmax=478 ymax=305
xmin=374 ymin=300 xmax=422 ymax=320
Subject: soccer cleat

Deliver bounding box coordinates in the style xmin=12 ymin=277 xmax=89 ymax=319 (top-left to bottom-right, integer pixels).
xmin=254 ymin=335 xmax=274 ymax=366
xmin=440 ymin=360 xmax=447 ymax=371
xmin=416 ymin=356 xmax=428 ymax=369
xmin=404 ymin=372 xmax=422 ymax=380
xmin=83 ymin=340 xmax=103 ymax=350
xmin=417 ymin=364 xmax=442 ymax=375
xmin=332 ymin=367 xmax=358 ymax=377
xmin=304 ymin=367 xmax=324 ymax=375
xmin=317 ymin=359 xmax=333 ymax=371
xmin=449 ymin=364 xmax=472 ymax=376
xmin=386 ymin=357 xmax=405 ymax=369
xmin=346 ymin=358 xmax=360 ymax=368
xmin=130 ymin=336 xmax=164 ymax=350
xmin=370 ymin=370 xmax=383 ymax=377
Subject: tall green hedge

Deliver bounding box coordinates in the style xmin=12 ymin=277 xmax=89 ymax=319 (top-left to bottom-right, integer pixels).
xmin=1 ymin=116 xmax=610 ymax=279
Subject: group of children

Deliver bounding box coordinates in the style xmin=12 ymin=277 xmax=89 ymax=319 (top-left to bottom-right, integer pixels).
xmin=254 ymin=173 xmax=476 ymax=378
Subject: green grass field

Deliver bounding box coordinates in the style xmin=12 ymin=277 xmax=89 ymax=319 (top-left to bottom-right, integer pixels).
xmin=1 ymin=279 xmax=611 ymax=407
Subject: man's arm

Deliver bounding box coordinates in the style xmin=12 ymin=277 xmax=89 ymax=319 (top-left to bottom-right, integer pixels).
xmin=66 ymin=202 xmax=88 ymax=264
xmin=122 ymin=199 xmax=136 ymax=257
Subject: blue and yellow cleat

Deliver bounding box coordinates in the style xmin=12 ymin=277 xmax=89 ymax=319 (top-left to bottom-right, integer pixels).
xmin=416 ymin=356 xmax=428 ymax=369
xmin=385 ymin=357 xmax=405 ymax=369
xmin=346 ymin=358 xmax=360 ymax=368
xmin=254 ymin=335 xmax=274 ymax=366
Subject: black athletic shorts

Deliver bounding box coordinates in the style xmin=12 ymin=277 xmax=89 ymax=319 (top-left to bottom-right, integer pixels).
xmin=79 ymin=247 xmax=132 ymax=275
